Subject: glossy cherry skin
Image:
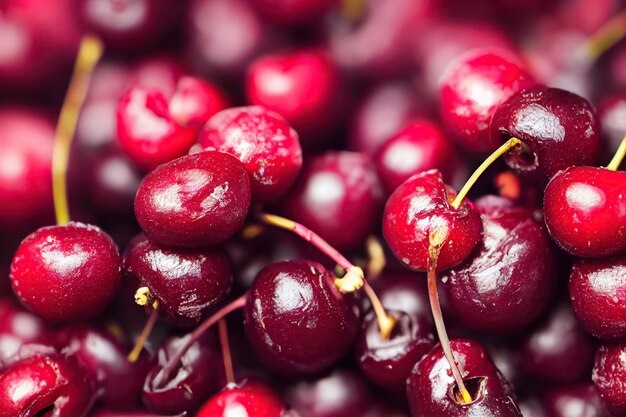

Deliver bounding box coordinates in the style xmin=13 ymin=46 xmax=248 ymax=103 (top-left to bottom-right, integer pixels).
xmin=59 ymin=325 xmax=152 ymax=409
xmin=0 ymin=298 xmax=54 ymax=364
xmin=10 ymin=223 xmax=121 ymax=321
xmin=490 ymin=87 xmax=601 ymax=182
xmin=90 ymin=411 xmax=183 ymax=417
xmin=196 ymin=106 xmax=302 ymax=203
xmin=519 ymin=302 xmax=594 ymax=382
xmin=117 ymin=76 xmax=228 ymax=170
xmin=375 ymin=121 xmax=459 ymax=193
xmin=373 ymin=272 xmax=431 ymax=323
xmin=542 ymin=384 xmax=607 ymax=417
xmin=0 ymin=108 xmax=55 ymax=231
xmin=442 ymin=200 xmax=558 ymax=332
xmin=250 ymin=0 xmax=337 ymax=25
xmin=382 ymin=169 xmax=482 ymax=272
xmin=439 ymin=49 xmax=536 ymax=153
xmin=598 ymin=92 xmax=626 ymax=153
xmin=0 ymin=353 xmax=95 ymax=417
xmin=356 ymin=311 xmax=435 ymax=391
xmin=407 ymin=339 xmax=521 ymax=417
xmin=569 ymin=256 xmax=626 ymax=339
xmin=593 ymin=342 xmax=626 ymax=416
xmin=246 ymin=49 xmax=342 ymax=148
xmin=134 ymin=151 xmax=251 ymax=248
xmin=142 ymin=333 xmax=223 ymax=415
xmin=244 ymin=260 xmax=360 ymax=375
xmin=286 ymin=368 xmax=375 ymax=417
xmin=544 ymin=167 xmax=626 ymax=258
xmin=197 ymin=379 xmax=293 ymax=417
xmin=282 ymin=151 xmax=384 ymax=250
xmin=124 ymin=234 xmax=233 ymax=327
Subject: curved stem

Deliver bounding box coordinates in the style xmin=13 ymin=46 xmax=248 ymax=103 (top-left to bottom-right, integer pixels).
xmin=607 ymin=134 xmax=626 ymax=171
xmin=218 ymin=319 xmax=235 ymax=384
xmin=363 ymin=281 xmax=396 ymax=340
xmin=581 ymin=10 xmax=626 ymax=63
xmin=159 ymin=295 xmax=247 ymax=384
xmin=427 ymin=231 xmax=472 ymax=404
xmin=451 ymin=138 xmax=521 ymax=209
xmin=128 ymin=301 xmax=159 ymax=362
xmin=52 ymin=35 xmax=104 ymax=225
xmin=366 ymin=236 xmax=386 ymax=282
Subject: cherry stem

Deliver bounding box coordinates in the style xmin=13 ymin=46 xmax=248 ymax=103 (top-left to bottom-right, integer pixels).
xmin=607 ymin=134 xmax=626 ymax=171
xmin=257 ymin=212 xmax=395 ymax=339
xmin=128 ymin=301 xmax=159 ymax=362
xmin=581 ymin=10 xmax=626 ymax=63
xmin=427 ymin=229 xmax=472 ymax=404
xmin=218 ymin=319 xmax=235 ymax=384
xmin=451 ymin=138 xmax=521 ymax=209
xmin=159 ymin=294 xmax=247 ymax=385
xmin=366 ymin=235 xmax=386 ymax=282
xmin=341 ymin=0 xmax=365 ymax=20
xmin=52 ymin=35 xmax=104 ymax=226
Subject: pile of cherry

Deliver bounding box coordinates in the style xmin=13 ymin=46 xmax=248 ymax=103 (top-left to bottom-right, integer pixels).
xmin=1 ymin=0 xmax=626 ymax=416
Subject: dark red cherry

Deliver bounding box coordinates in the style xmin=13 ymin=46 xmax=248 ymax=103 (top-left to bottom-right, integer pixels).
xmin=519 ymin=302 xmax=594 ymax=383
xmin=0 ymin=352 xmax=95 ymax=417
xmin=356 ymin=311 xmax=435 ymax=390
xmin=0 ymin=298 xmax=54 ymax=363
xmin=197 ymin=379 xmax=292 ymax=417
xmin=439 ymin=49 xmax=536 ymax=153
xmin=375 ymin=121 xmax=460 ymax=193
xmin=59 ymin=325 xmax=152 ymax=409
xmin=244 ymin=260 xmax=360 ymax=375
xmin=250 ymin=0 xmax=337 ymax=25
xmin=570 ymin=256 xmax=626 ymax=339
xmin=382 ymin=169 xmax=482 ymax=272
xmin=442 ymin=200 xmax=558 ymax=332
xmin=0 ymin=108 xmax=55 ymax=231
xmin=134 ymin=151 xmax=251 ymax=248
xmin=124 ymin=234 xmax=233 ymax=327
xmin=542 ymin=384 xmax=607 ymax=417
xmin=592 ymin=342 xmax=626 ymax=416
xmin=10 ymin=223 xmax=121 ymax=321
xmin=490 ymin=87 xmax=601 ymax=182
xmin=286 ymin=368 xmax=375 ymax=417
xmin=129 ymin=56 xmax=184 ymax=97
xmin=544 ymin=167 xmax=626 ymax=258
xmin=91 ymin=411 xmax=183 ymax=417
xmin=196 ymin=106 xmax=302 ymax=203
xmin=246 ymin=49 xmax=342 ymax=148
xmin=142 ymin=333 xmax=223 ymax=415
xmin=407 ymin=339 xmax=521 ymax=417
xmin=598 ymin=92 xmax=626 ymax=153
xmin=373 ymin=272 xmax=431 ymax=323
xmin=282 ymin=151 xmax=384 ymax=250
xmin=117 ymin=76 xmax=228 ymax=170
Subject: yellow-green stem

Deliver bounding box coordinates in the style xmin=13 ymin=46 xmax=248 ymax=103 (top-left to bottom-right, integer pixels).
xmin=607 ymin=135 xmax=626 ymax=171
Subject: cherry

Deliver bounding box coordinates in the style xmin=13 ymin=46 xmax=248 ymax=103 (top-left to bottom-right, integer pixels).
xmin=58 ymin=325 xmax=153 ymax=409
xmin=246 ymin=49 xmax=342 ymax=148
xmin=519 ymin=302 xmax=594 ymax=383
xmin=0 ymin=298 xmax=54 ymax=364
xmin=569 ymin=256 xmax=626 ymax=339
xmin=439 ymin=49 xmax=537 ymax=153
xmin=281 ymin=151 xmax=384 ymax=250
xmin=356 ymin=310 xmax=435 ymax=390
xmin=117 ymin=76 xmax=228 ymax=170
xmin=196 ymin=106 xmax=302 ymax=203
xmin=142 ymin=332 xmax=223 ymax=415
xmin=0 ymin=352 xmax=95 ymax=417
xmin=382 ymin=169 xmax=482 ymax=272
xmin=373 ymin=272 xmax=432 ymax=323
xmin=442 ymin=198 xmax=558 ymax=332
xmin=375 ymin=121 xmax=460 ymax=193
xmin=250 ymin=0 xmax=337 ymax=25
xmin=129 ymin=56 xmax=185 ymax=98
xmin=0 ymin=107 xmax=55 ymax=231
xmin=91 ymin=411 xmax=184 ymax=417
xmin=490 ymin=86 xmax=601 ymax=182
xmin=124 ymin=234 xmax=233 ymax=327
xmin=197 ymin=379 xmax=294 ymax=417
xmin=10 ymin=222 xmax=121 ymax=321
xmin=543 ymin=167 xmax=626 ymax=258
xmin=542 ymin=384 xmax=607 ymax=417
xmin=134 ymin=151 xmax=251 ymax=248
xmin=598 ymin=92 xmax=626 ymax=153
xmin=592 ymin=342 xmax=626 ymax=416
xmin=407 ymin=339 xmax=522 ymax=417
xmin=244 ymin=260 xmax=360 ymax=375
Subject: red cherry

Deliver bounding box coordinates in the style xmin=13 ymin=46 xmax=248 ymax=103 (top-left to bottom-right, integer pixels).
xmin=439 ymin=49 xmax=537 ymax=153
xmin=569 ymin=256 xmax=626 ymax=339
xmin=197 ymin=379 xmax=292 ymax=417
xmin=382 ymin=170 xmax=482 ymax=272
xmin=134 ymin=151 xmax=251 ymax=248
xmin=542 ymin=384 xmax=607 ymax=417
xmin=249 ymin=0 xmax=338 ymax=25
xmin=592 ymin=342 xmax=626 ymax=416
xmin=10 ymin=223 xmax=121 ymax=321
xmin=544 ymin=167 xmax=626 ymax=258
xmin=0 ymin=298 xmax=54 ymax=363
xmin=197 ymin=106 xmax=302 ymax=203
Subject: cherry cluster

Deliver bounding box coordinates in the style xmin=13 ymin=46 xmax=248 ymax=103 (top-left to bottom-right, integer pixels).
xmin=1 ymin=1 xmax=626 ymax=417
